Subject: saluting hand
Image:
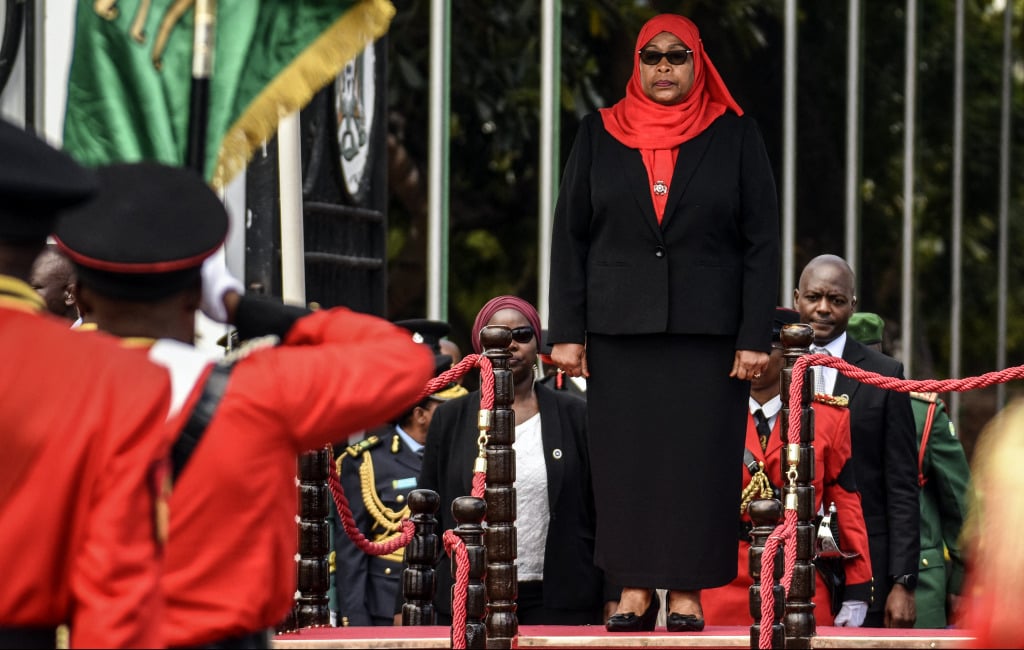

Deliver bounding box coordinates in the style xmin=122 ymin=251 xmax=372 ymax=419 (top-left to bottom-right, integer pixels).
xmin=552 ymin=342 xmax=589 ymax=378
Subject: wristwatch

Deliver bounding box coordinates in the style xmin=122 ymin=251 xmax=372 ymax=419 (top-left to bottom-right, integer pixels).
xmin=891 ymin=573 xmax=918 ymax=590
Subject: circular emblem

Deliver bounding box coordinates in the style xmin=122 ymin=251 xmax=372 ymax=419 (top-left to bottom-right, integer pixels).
xmin=653 ymin=180 xmax=668 ymax=196
xmin=552 ymin=449 xmax=563 ymax=460
xmin=335 ymin=43 xmax=376 ymax=203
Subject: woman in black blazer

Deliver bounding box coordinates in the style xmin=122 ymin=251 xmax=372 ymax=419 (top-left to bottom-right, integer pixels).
xmin=416 ymin=296 xmax=612 ymax=625
xmin=548 ymin=13 xmax=780 ymax=632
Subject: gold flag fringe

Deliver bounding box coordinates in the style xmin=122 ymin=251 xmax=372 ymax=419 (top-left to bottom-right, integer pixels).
xmin=210 ymin=0 xmax=396 ymax=189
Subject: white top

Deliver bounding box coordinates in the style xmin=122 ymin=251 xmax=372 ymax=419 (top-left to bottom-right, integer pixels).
xmin=512 ymin=412 xmax=549 ymax=581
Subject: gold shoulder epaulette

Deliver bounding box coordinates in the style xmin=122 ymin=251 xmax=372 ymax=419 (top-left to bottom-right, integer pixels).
xmin=346 ymin=435 xmax=381 ymax=458
xmin=814 ymin=393 xmax=849 ymax=408
xmin=910 ymin=391 xmax=938 ymax=403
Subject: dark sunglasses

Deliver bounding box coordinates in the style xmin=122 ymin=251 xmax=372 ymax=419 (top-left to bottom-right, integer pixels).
xmin=638 ymin=48 xmax=693 ymax=66
xmin=510 ymin=326 xmax=536 ymax=344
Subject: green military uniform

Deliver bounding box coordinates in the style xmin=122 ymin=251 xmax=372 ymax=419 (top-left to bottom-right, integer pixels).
xmin=910 ymin=392 xmax=971 ymax=628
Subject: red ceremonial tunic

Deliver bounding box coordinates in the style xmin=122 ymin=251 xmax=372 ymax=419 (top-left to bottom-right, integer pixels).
xmin=0 ymin=277 xmax=173 ymax=648
xmin=703 ymin=401 xmax=872 ymax=626
xmin=158 ymin=307 xmax=433 ymax=647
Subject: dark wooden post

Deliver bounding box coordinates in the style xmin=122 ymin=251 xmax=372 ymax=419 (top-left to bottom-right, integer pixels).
xmin=295 ymin=447 xmax=332 ymax=627
xmin=748 ymin=498 xmax=785 ymax=649
xmin=401 ymin=489 xmax=441 ymax=626
xmin=452 ymin=496 xmax=488 ymax=649
xmin=780 ymin=323 xmax=816 ymax=647
xmin=479 ymin=325 xmax=517 ymax=648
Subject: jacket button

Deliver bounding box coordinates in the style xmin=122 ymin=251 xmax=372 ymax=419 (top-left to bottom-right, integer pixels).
xmin=922 ymin=558 xmax=929 ymax=567
xmin=655 ymin=246 xmax=666 ymax=258
xmin=385 ymin=567 xmax=392 ymax=575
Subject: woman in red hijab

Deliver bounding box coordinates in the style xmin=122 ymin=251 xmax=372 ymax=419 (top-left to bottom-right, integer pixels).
xmin=548 ymin=13 xmax=780 ymax=632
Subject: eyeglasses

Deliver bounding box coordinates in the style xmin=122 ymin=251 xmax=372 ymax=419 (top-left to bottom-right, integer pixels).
xmin=510 ymin=326 xmax=535 ymax=344
xmin=638 ymin=48 xmax=693 ymax=66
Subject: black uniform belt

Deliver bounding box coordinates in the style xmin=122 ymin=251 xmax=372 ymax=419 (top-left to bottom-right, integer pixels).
xmin=171 ymin=628 xmax=270 ymax=650
xmin=0 ymin=626 xmax=57 ymax=649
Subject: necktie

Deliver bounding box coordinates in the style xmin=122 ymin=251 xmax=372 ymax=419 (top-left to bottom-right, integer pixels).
xmin=812 ymin=346 xmax=831 ymax=394
xmin=754 ymin=409 xmax=772 ymax=453
xmin=415 ymin=447 xmax=425 ymax=461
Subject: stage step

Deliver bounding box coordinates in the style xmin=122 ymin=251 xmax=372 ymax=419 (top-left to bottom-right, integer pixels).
xmin=273 ymin=625 xmax=974 ymax=649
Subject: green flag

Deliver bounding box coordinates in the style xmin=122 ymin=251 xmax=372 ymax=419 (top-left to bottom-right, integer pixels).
xmin=64 ymin=0 xmax=395 ymax=189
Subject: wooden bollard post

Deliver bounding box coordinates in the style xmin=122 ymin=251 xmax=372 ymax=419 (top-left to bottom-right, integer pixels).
xmin=402 ymin=489 xmax=441 ymax=626
xmin=295 ymin=447 xmax=332 ymax=627
xmin=748 ymin=498 xmax=785 ymax=649
xmin=479 ymin=325 xmax=517 ymax=648
xmin=452 ymin=496 xmax=488 ymax=649
xmin=780 ymin=323 xmax=817 ymax=647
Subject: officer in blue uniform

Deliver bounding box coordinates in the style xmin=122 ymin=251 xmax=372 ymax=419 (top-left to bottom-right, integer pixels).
xmin=331 ymin=319 xmax=466 ymax=626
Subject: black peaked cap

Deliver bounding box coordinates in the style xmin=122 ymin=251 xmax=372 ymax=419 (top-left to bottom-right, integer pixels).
xmin=0 ymin=119 xmax=97 ymax=241
xmin=394 ymin=318 xmax=453 ymax=377
xmin=54 ymin=162 xmax=227 ymax=300
xmin=394 ymin=318 xmax=450 ymax=355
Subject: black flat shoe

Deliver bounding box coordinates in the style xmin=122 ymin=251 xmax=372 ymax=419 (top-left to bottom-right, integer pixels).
xmin=605 ymin=592 xmax=660 ymax=632
xmin=666 ymin=612 xmax=705 ymax=632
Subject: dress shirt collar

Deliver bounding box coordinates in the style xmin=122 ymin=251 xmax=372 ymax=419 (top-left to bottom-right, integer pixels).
xmin=394 ymin=425 xmax=423 ymax=455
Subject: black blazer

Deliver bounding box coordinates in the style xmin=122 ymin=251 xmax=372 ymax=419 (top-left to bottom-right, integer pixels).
xmin=834 ymin=337 xmax=920 ymax=608
xmin=548 ymin=112 xmax=780 ymax=353
xmin=413 ymin=383 xmax=608 ymax=619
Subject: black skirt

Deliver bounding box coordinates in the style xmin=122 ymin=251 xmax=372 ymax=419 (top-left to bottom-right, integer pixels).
xmin=586 ymin=332 xmax=748 ymax=590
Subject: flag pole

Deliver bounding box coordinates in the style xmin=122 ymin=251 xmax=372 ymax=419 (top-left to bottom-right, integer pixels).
xmin=186 ymin=0 xmax=216 ymax=175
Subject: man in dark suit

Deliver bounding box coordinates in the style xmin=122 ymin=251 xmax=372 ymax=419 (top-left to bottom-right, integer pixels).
xmin=793 ymin=254 xmax=919 ymax=628
xmin=332 ymin=319 xmax=466 ymax=626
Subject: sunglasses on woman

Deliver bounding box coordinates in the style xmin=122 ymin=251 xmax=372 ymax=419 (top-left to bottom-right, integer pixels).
xmin=510 ymin=326 xmax=535 ymax=344
xmin=638 ymin=48 xmax=692 ymax=66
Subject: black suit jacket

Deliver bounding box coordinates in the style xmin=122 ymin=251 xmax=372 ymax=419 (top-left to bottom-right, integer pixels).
xmin=548 ymin=112 xmax=780 ymax=353
xmin=411 ymin=383 xmax=609 ymax=620
xmin=834 ymin=337 xmax=920 ymax=610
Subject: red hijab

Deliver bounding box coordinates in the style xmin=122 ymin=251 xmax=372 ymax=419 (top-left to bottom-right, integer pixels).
xmin=600 ymin=14 xmax=743 ymax=149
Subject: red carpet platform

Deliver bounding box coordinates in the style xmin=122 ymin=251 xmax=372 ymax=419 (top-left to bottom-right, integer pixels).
xmin=272 ymin=625 xmax=974 ymax=648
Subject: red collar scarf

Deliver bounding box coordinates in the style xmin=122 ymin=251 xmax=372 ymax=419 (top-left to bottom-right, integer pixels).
xmin=599 ymin=14 xmax=743 ymax=222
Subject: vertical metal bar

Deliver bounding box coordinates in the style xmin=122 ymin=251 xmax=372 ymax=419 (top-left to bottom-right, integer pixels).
xmin=24 ymin=0 xmax=35 ymax=133
xmin=427 ymin=0 xmax=450 ymax=321
xmin=996 ymin=1 xmax=1012 ymax=408
xmin=782 ymin=0 xmax=797 ymax=296
xmin=538 ymin=0 xmax=560 ymax=328
xmin=901 ymin=0 xmax=917 ymax=378
xmin=278 ymin=111 xmax=306 ymax=306
xmin=950 ymin=0 xmax=964 ymax=427
xmin=844 ymin=0 xmax=861 ymax=268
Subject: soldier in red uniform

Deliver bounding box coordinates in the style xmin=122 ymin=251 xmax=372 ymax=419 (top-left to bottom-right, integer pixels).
xmin=54 ymin=162 xmax=435 ymax=649
xmin=703 ymin=308 xmax=873 ymax=627
xmin=0 ymin=122 xmax=174 ymax=648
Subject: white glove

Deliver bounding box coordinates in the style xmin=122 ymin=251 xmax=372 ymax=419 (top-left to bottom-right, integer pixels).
xmin=833 ymin=600 xmax=868 ymax=627
xmin=199 ymin=250 xmax=244 ymax=323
